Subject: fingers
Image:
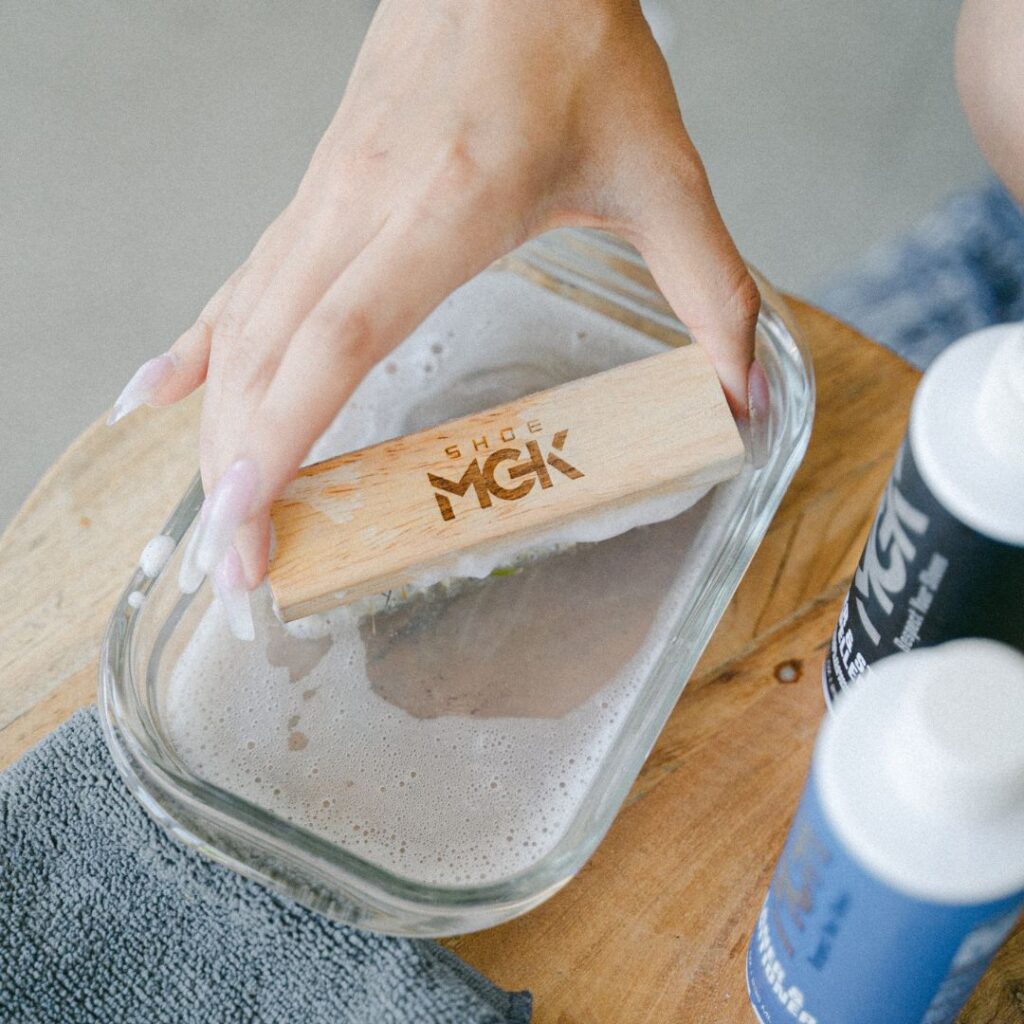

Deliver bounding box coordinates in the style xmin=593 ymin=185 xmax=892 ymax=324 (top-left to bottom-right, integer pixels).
xmin=179 ymin=199 xmax=392 ymax=604
xmin=199 ymin=209 xmax=384 ymax=487
xmin=107 ymin=210 xmax=300 ymax=424
xmin=629 ymin=150 xmax=761 ymax=419
xmin=234 ymin=516 xmax=274 ymax=591
xmin=211 ymin=545 xmax=255 ymax=641
xmin=156 ymin=269 xmax=243 ymax=404
xmin=259 ymin=209 xmax=504 ymax=494
xmin=184 ymin=205 xmax=505 ymax=591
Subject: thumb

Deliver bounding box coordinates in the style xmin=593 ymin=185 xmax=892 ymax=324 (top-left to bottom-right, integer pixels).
xmin=632 ymin=159 xmax=761 ymax=419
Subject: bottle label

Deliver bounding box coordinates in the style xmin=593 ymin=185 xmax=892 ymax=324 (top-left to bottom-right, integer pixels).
xmin=824 ymin=440 xmax=1024 ymax=705
xmin=746 ymin=776 xmax=1024 ymax=1024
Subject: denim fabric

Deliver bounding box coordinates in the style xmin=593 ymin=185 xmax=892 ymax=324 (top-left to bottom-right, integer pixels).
xmin=816 ymin=180 xmax=1024 ymax=368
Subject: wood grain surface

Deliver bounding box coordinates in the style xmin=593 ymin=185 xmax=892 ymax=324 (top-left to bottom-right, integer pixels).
xmin=0 ymin=299 xmax=1020 ymax=1023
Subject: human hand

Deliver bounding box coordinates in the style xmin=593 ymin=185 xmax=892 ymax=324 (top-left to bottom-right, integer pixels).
xmin=108 ymin=0 xmax=764 ymax=631
xmin=957 ymin=0 xmax=1024 ymax=205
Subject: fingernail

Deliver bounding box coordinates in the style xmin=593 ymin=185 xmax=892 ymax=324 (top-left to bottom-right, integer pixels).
xmin=177 ymin=502 xmax=208 ymax=595
xmin=212 ymin=547 xmax=255 ymax=641
xmin=107 ymin=354 xmax=177 ymax=426
xmin=192 ymin=459 xmax=261 ymax=579
xmin=743 ymin=359 xmax=771 ymax=468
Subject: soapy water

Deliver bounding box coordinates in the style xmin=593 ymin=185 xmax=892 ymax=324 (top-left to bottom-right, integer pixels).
xmin=164 ymin=271 xmax=721 ymax=888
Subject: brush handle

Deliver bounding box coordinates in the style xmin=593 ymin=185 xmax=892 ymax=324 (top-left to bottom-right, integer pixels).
xmin=268 ymin=344 xmax=745 ymax=620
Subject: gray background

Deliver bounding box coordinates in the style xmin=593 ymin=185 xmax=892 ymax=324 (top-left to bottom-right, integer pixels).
xmin=0 ymin=1 xmax=987 ymax=528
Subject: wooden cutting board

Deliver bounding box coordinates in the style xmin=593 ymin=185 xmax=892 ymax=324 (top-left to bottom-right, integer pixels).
xmin=0 ymin=298 xmax=1020 ymax=1023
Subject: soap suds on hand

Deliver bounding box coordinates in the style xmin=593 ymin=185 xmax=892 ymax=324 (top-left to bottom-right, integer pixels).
xmin=139 ymin=534 xmax=175 ymax=578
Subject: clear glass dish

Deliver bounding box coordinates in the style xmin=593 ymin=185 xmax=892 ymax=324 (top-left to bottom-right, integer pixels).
xmin=100 ymin=229 xmax=814 ymax=937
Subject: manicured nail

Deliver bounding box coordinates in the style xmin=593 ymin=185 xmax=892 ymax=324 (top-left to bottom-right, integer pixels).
xmin=193 ymin=459 xmax=261 ymax=579
xmin=177 ymin=503 xmax=208 ymax=595
xmin=212 ymin=547 xmax=255 ymax=642
xmin=107 ymin=354 xmax=176 ymax=426
xmin=744 ymin=359 xmax=771 ymax=468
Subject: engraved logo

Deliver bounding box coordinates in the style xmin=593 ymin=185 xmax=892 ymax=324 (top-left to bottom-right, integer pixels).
xmin=428 ymin=429 xmax=583 ymax=522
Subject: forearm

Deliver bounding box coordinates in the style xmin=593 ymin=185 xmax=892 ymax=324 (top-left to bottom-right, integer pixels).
xmin=956 ymin=0 xmax=1024 ymax=205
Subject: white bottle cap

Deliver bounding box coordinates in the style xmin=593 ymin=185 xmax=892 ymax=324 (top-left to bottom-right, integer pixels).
xmin=977 ymin=325 xmax=1024 ymax=470
xmin=911 ymin=322 xmax=1024 ymax=545
xmin=818 ymin=639 xmax=1024 ymax=903
xmin=885 ymin=641 xmax=1024 ymax=821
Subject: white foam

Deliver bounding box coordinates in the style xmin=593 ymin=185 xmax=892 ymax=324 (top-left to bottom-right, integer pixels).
xmin=164 ymin=271 xmax=715 ymax=888
xmin=139 ymin=534 xmax=175 ymax=578
xmin=405 ymin=482 xmax=708 ymax=594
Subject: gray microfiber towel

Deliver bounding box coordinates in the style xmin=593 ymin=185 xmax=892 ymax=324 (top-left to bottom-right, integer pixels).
xmin=0 ymin=707 xmax=531 ymax=1024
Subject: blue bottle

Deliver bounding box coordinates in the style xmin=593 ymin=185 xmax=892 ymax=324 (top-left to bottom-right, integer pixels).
xmin=748 ymin=640 xmax=1024 ymax=1024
